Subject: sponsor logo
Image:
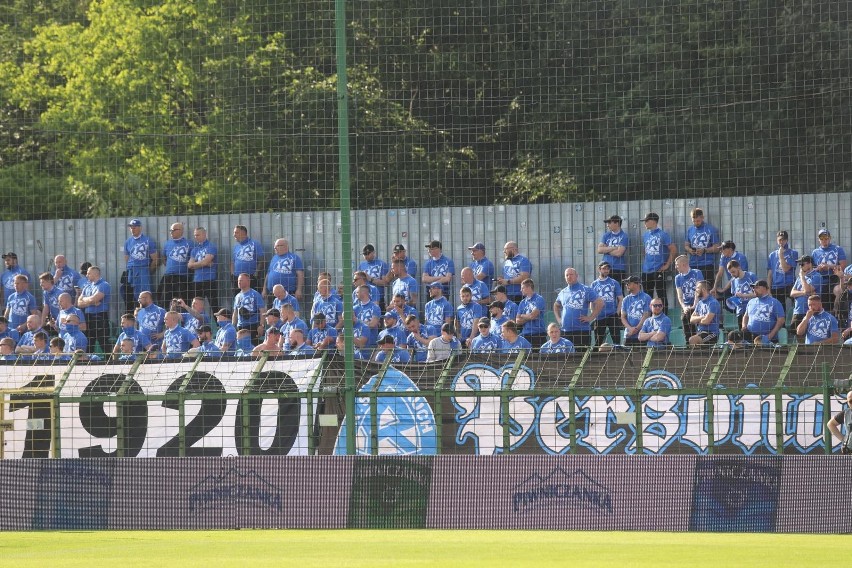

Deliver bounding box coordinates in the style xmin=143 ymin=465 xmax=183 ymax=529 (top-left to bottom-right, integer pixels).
xmin=188 ymin=465 xmax=282 ymax=512
xmin=512 ymin=467 xmax=613 ymax=515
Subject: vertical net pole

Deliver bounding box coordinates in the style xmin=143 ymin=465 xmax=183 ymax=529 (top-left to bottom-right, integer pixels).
xmin=335 ymin=0 xmax=356 ymax=455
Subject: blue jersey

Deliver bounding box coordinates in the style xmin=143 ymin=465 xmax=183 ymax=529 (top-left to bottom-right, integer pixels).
xmin=162 ymin=325 xmax=197 ymax=357
xmin=280 ymin=318 xmax=309 ymax=345
xmin=719 ymin=251 xmax=749 ymax=280
xmin=114 ymin=329 xmax=152 ymax=353
xmin=502 ymin=255 xmax=532 ymax=297
xmin=555 ymin=284 xmax=600 ymax=332
xmin=470 ymin=333 xmax=502 ymax=353
xmin=163 ymin=237 xmax=192 ymax=276
xmin=57 ymin=307 xmax=85 ymax=334
xmin=190 ymin=240 xmax=218 ymax=282
xmin=424 ymin=296 xmax=454 ymax=328
xmin=675 ymin=269 xmax=704 ymax=308
xmin=642 ymin=228 xmax=673 ymax=272
xmin=489 ymin=315 xmax=509 ymax=339
xmin=6 ymin=291 xmax=37 ymax=329
xmin=686 ymin=223 xmax=720 ymax=267
xmin=80 ymin=279 xmax=111 ymax=315
xmin=518 ymin=293 xmax=546 ymax=336
xmin=378 ymin=326 xmax=408 ymax=346
xmin=767 ymin=246 xmax=798 ymax=289
xmin=540 ymin=337 xmax=576 ymax=354
xmin=265 ymin=252 xmax=304 ymax=293
xmin=214 ymin=322 xmax=237 ymax=354
xmin=272 ymin=293 xmax=300 ymax=316
xmin=456 ymin=301 xmax=485 ymax=342
xmin=500 ymin=299 xmax=519 ymax=321
xmin=311 ymin=295 xmax=344 ymax=328
xmin=793 ymin=270 xmax=822 ymax=315
xmin=424 ymin=255 xmax=455 ymax=297
xmin=2 ymin=266 xmax=30 ymax=306
xmin=812 ymin=244 xmax=847 ymax=277
xmin=53 ymin=266 xmax=81 ymax=299
xmin=599 ymin=230 xmax=629 ymax=272
xmin=640 ymin=314 xmax=672 ymax=347
xmin=391 ymin=276 xmax=418 ymax=304
xmin=695 ymin=295 xmax=722 ymax=334
xmin=60 ymin=329 xmax=88 ymax=352
xmin=621 ymin=292 xmax=652 ymax=336
xmin=234 ymin=288 xmax=264 ymax=327
xmin=501 ymin=335 xmax=532 ymax=354
xmin=41 ymin=286 xmax=62 ymax=322
xmin=182 ymin=311 xmax=208 ymax=338
xmin=406 ymin=325 xmax=434 ymax=362
xmin=805 ymin=310 xmax=839 ymax=344
xmin=125 ymin=234 xmax=157 ymax=268
xmin=469 ymin=257 xmax=495 ymax=283
xmin=590 ymin=277 xmax=622 ymax=317
xmin=308 ymin=324 xmax=338 ymax=350
xmin=375 ymin=347 xmax=411 ymax=364
xmin=464 ymin=279 xmax=489 ymax=304
xmin=357 ymin=258 xmax=390 ymax=302
xmin=744 ymin=295 xmax=785 ymax=335
xmin=136 ymin=304 xmax=166 ymax=342
xmin=729 ymin=272 xmax=758 ymax=315
xmin=232 ymin=238 xmax=265 ymax=277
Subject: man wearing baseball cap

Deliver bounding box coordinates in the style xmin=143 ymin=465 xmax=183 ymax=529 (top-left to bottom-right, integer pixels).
xmin=467 ymin=242 xmax=495 ymax=284
xmin=767 ymin=230 xmax=798 ymax=310
xmin=640 ymin=213 xmax=677 ymax=310
xmin=124 ymin=218 xmax=159 ymax=302
xmin=423 ymin=240 xmax=455 ymax=301
xmin=811 ymin=228 xmax=847 ymax=312
xmin=358 ymin=243 xmax=390 ymax=311
xmin=598 ymin=215 xmax=629 ymax=283
xmin=790 ymin=255 xmax=822 ymax=341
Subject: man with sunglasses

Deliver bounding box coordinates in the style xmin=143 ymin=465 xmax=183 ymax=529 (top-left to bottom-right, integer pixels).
xmin=638 ymin=300 xmax=672 ymax=348
xmin=811 ymin=229 xmax=846 ymax=312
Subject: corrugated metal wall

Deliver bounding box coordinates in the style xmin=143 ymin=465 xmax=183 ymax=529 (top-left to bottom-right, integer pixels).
xmin=3 ymin=192 xmax=849 ymax=318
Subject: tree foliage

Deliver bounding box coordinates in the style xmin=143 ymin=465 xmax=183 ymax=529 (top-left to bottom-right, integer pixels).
xmin=0 ymin=0 xmax=849 ymax=219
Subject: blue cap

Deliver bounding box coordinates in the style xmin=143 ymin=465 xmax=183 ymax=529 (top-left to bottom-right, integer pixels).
xmin=128 ymin=219 xmax=142 ymax=227
xmin=383 ymin=311 xmax=398 ymax=320
xmin=427 ymin=281 xmax=443 ymax=288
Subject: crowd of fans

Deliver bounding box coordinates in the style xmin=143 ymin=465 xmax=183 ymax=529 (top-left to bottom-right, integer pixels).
xmin=0 ymin=209 xmax=850 ymax=364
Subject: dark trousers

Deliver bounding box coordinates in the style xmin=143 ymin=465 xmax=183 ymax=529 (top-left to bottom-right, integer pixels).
xmin=85 ymin=312 xmax=111 ymax=354
xmin=194 ymin=280 xmax=221 ymax=313
xmin=642 ymin=272 xmax=669 ymax=310
xmin=822 ymin=274 xmax=839 ymax=313
xmin=681 ymin=307 xmax=696 ymax=341
xmin=594 ymin=315 xmax=622 ymax=346
xmin=771 ymin=286 xmax=793 ymax=311
xmin=158 ymin=274 xmax=193 ymax=305
xmin=789 ymin=313 xmax=805 ymax=341
xmin=523 ymin=333 xmax=548 ymax=350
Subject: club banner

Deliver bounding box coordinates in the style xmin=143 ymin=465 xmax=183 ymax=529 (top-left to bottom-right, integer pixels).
xmin=0 ymin=358 xmax=323 ymax=459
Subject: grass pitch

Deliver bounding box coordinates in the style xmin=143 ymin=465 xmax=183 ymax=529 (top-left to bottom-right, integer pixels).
xmin=2 ymin=530 xmax=842 ymax=567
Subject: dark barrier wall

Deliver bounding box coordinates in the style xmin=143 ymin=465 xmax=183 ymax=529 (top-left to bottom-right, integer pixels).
xmin=0 ymin=456 xmax=849 ymax=533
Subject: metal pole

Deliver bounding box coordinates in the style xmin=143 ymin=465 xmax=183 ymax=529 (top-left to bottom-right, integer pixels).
xmin=335 ymin=0 xmax=356 ymax=456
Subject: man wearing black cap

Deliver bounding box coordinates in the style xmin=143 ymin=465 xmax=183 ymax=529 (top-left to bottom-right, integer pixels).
xmin=424 ymin=281 xmax=453 ymax=331
xmin=467 ymin=242 xmax=495 ymax=284
xmin=598 ymin=215 xmax=629 ymax=283
xmin=641 ymin=213 xmax=677 ymax=310
xmin=789 ymin=256 xmax=821 ymax=341
xmin=390 ymin=244 xmax=418 ymax=286
xmin=124 ymin=218 xmax=159 ymax=302
xmin=357 ymin=243 xmax=390 ymax=311
xmin=423 ymin=240 xmax=455 ymax=301
xmin=684 ymin=208 xmax=721 ymax=283
xmin=590 ymin=261 xmax=624 ymax=347
xmin=188 ymin=325 xmax=221 ymax=356
xmin=767 ymin=230 xmax=798 ymax=309
xmin=213 ymin=309 xmax=236 ymax=354
xmin=620 ymin=276 xmax=651 ymax=346
xmin=713 ymin=240 xmax=749 ymax=302
xmin=0 ymin=252 xmax=31 ymax=308
xmin=307 ymin=312 xmax=337 ymax=351
xmin=490 ymin=285 xmax=518 ymax=321
xmin=812 ymin=229 xmax=847 ymax=312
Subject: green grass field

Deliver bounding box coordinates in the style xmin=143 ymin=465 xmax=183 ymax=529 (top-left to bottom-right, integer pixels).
xmin=1 ymin=530 xmax=844 ymax=567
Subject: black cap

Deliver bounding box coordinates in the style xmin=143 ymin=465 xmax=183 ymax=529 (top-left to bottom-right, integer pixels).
xmin=491 ymin=284 xmax=507 ymax=295
xmin=727 ymin=330 xmax=744 ymax=343
xmin=393 ymin=244 xmax=406 ymax=252
xmin=754 ymin=279 xmax=770 ymax=288
xmin=478 ymin=317 xmax=491 ymax=327
xmin=2 ymin=252 xmax=17 ymax=259
xmin=797 ymin=255 xmax=814 ymax=265
xmin=214 ymin=308 xmax=232 ymax=318
xmin=362 ymin=244 xmax=375 ymax=255
xmin=312 ymin=313 xmax=326 ymax=321
xmin=623 ymin=275 xmax=641 ymax=284
xmin=604 ymin=215 xmax=622 ymax=224
xmin=426 ymin=240 xmax=442 ymax=249
xmin=488 ymin=301 xmax=505 ymax=310
xmin=378 ymin=334 xmax=396 ymax=345
xmin=641 ymin=212 xmax=659 ymax=222
xmin=265 ymin=308 xmax=281 ymax=318
xmin=777 ymin=230 xmax=789 ymax=239
xmin=197 ymin=325 xmax=212 ymax=334
xmin=267 ymin=326 xmax=282 ymax=335
xmin=598 ymin=261 xmax=611 ymax=268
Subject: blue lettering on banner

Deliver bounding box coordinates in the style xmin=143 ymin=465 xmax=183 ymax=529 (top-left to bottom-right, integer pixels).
xmin=333 ymin=368 xmax=437 ymax=455
xmin=188 ymin=465 xmax=282 ymax=512
xmin=449 ymin=366 xmax=841 ymax=455
xmin=512 ymin=467 xmax=613 ymax=515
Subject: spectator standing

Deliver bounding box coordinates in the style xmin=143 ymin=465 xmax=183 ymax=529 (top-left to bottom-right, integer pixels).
xmin=231 ymin=224 xmax=265 ymax=294
xmin=789 ymin=256 xmax=822 ymax=342
xmin=467 ymin=242 xmax=495 ymax=284
xmin=263 ymin=238 xmax=304 ymax=304
xmin=423 ymin=240 xmax=455 ymax=301
xmin=811 ymin=229 xmax=847 ymax=312
xmin=1 ymin=252 xmax=30 ymax=308
xmin=554 ymin=267 xmax=603 ymax=348
xmin=52 ymin=255 xmax=81 ymax=301
xmin=124 ymin=219 xmax=158 ymax=301
xmin=516 ymin=279 xmax=546 ymax=347
xmin=188 ymin=227 xmax=219 ymax=312
xmin=597 ymin=215 xmax=629 ymax=283
xmin=766 ymin=230 xmax=798 ymax=309
xmin=77 ymin=266 xmax=111 ymax=354
xmin=640 ymin=213 xmax=677 ymax=310
xmin=357 ymin=244 xmax=390 ymax=311
xmin=158 ymin=222 xmax=193 ymax=304
xmin=590 ymin=261 xmax=624 ymax=347
xmin=496 ymin=241 xmax=532 ymax=303
xmin=684 ymin=208 xmax=721 ymax=283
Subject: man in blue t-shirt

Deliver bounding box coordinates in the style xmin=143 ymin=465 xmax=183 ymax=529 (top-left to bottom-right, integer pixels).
xmin=796 ymin=294 xmax=839 ymax=345
xmin=230 ymin=224 xmax=265 ymax=295
xmin=742 ymin=280 xmax=786 ymax=344
xmin=790 ymin=256 xmax=822 ymax=342
xmin=688 ymin=281 xmax=722 ymax=346
xmin=674 ymin=255 xmax=704 ymax=341
xmin=124 ymin=218 xmax=159 ymax=301
xmin=554 ymin=267 xmax=603 ymax=348
xmin=684 ymin=208 xmax=721 ymax=283
xmin=423 ymin=240 xmax=455 ymax=301
xmin=188 ymin=227 xmax=220 ymax=312
xmin=496 ymin=241 xmax=532 ymax=303
xmin=812 ymin=229 xmax=847 ymax=312
xmin=263 ymin=238 xmax=304 ymax=304
xmin=766 ymin=230 xmax=798 ymax=310
xmin=516 ymin=279 xmax=546 ymax=347
xmin=467 ymin=242 xmax=495 ymax=284
xmin=158 ymin=222 xmax=193 ymax=305
xmin=620 ymin=276 xmax=651 ymax=346
xmin=597 ymin=215 xmax=629 ymax=283
xmin=590 ymin=262 xmax=623 ymax=346
xmin=357 ymin=243 xmax=390 ymax=310
xmin=641 ymin=212 xmax=677 ymax=310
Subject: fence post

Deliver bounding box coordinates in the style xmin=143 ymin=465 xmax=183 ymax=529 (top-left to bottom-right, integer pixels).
xmin=822 ymin=361 xmax=832 ymax=455
xmin=432 ymin=354 xmax=458 ymax=456
xmin=306 ymin=352 xmax=329 ymax=456
xmin=369 ymin=357 xmax=394 ymax=456
xmin=52 ymin=351 xmax=83 ymax=457
xmin=705 ymin=345 xmax=729 ymax=455
xmin=633 ymin=348 xmax=656 ymax=455
xmin=239 ymin=352 xmax=270 ymax=455
xmin=502 ymin=350 xmax=528 ymax=453
xmin=774 ymin=344 xmax=798 ymax=454
xmin=567 ymin=348 xmax=593 ymax=455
